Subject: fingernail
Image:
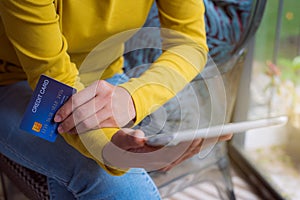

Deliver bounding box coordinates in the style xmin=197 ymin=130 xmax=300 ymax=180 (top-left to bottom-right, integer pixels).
xmin=134 ymin=130 xmax=145 ymax=138
xmin=69 ymin=130 xmax=76 ymax=135
xmin=54 ymin=115 xmax=61 ymax=122
xmin=57 ymin=126 xmax=64 ymax=134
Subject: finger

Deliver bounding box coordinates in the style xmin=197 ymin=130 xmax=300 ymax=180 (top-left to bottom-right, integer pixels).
xmin=54 ymin=80 xmax=113 ymax=122
xmin=160 ymin=148 xmax=198 ymax=172
xmin=180 ymin=138 xmax=203 ymax=151
xmin=219 ymin=133 xmax=233 ymax=141
xmin=69 ymin=108 xmax=113 ymax=134
xmin=111 ymin=129 xmax=146 ymax=150
xmin=159 ymin=139 xmax=203 ymax=172
xmin=54 ymin=82 xmax=98 ymax=123
xmin=71 ymin=96 xmax=108 ymax=126
xmin=57 ymin=99 xmax=109 ymax=134
xmin=63 ymin=106 xmax=129 ymax=135
xmin=126 ymin=129 xmax=146 ymax=148
xmin=97 ymin=116 xmax=118 ymax=128
xmin=57 ymin=114 xmax=75 ymax=134
xmin=67 ymin=127 xmax=78 ymax=135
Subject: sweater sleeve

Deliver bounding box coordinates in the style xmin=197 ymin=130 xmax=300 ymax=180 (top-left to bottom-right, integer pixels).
xmin=120 ymin=0 xmax=208 ymax=125
xmin=0 ymin=0 xmax=126 ymax=175
xmin=0 ymin=0 xmax=80 ymax=89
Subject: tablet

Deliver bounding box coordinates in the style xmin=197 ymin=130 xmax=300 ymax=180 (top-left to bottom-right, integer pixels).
xmin=146 ymin=116 xmax=288 ymax=146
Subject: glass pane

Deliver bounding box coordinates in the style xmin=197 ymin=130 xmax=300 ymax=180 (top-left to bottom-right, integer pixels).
xmin=233 ymin=0 xmax=300 ymax=199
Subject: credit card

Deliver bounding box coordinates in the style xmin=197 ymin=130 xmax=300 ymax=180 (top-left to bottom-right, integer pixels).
xmin=20 ymin=75 xmax=76 ymax=142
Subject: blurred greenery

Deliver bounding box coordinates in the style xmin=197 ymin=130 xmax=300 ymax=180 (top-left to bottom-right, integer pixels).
xmin=278 ymin=56 xmax=300 ymax=85
xmin=254 ymin=0 xmax=300 ymax=62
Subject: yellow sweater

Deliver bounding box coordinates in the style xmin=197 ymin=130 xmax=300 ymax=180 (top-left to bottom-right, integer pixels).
xmin=0 ymin=0 xmax=208 ymax=175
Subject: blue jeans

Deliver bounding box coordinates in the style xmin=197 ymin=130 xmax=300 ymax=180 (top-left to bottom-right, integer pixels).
xmin=0 ymin=74 xmax=161 ymax=200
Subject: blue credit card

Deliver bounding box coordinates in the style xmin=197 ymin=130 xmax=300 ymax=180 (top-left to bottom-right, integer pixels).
xmin=20 ymin=75 xmax=76 ymax=142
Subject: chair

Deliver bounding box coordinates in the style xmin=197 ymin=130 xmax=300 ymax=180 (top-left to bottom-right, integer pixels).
xmin=124 ymin=1 xmax=265 ymax=198
xmin=0 ymin=0 xmax=266 ymax=199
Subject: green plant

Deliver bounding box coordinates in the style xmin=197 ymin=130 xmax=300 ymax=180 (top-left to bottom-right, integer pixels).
xmin=265 ymin=56 xmax=300 ymax=128
xmin=278 ymin=56 xmax=300 ymax=85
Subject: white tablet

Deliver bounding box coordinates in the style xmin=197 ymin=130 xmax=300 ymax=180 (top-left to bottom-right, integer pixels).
xmin=146 ymin=116 xmax=288 ymax=146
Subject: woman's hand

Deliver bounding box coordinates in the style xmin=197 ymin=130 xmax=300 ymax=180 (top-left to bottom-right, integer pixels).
xmin=158 ymin=133 xmax=233 ymax=171
xmin=103 ymin=128 xmax=233 ymax=172
xmin=54 ymin=80 xmax=136 ymax=134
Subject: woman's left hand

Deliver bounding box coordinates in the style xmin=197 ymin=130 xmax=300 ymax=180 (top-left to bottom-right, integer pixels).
xmin=54 ymin=80 xmax=136 ymax=134
xmin=103 ymin=128 xmax=233 ymax=171
xmin=157 ymin=133 xmax=233 ymax=171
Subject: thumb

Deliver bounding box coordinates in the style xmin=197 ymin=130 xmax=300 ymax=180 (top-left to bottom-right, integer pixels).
xmin=111 ymin=128 xmax=145 ymax=150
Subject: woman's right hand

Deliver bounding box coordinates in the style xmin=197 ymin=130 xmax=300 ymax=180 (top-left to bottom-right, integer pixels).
xmin=54 ymin=80 xmax=136 ymax=134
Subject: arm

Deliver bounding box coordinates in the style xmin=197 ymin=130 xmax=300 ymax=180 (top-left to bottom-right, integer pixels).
xmin=54 ymin=0 xmax=208 ymax=132
xmin=0 ymin=0 xmax=82 ymax=89
xmin=0 ymin=0 xmax=125 ymax=175
xmin=120 ymin=0 xmax=208 ymax=125
xmin=52 ymin=0 xmax=209 ymax=172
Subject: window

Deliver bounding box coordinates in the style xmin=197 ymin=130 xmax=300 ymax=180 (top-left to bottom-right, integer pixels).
xmin=229 ymin=0 xmax=300 ymax=199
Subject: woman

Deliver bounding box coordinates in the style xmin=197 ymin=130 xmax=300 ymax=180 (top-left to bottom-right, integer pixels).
xmin=0 ymin=0 xmax=231 ymax=199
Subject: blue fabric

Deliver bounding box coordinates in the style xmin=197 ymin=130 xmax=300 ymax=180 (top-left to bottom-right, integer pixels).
xmin=123 ymin=3 xmax=161 ymax=77
xmin=123 ymin=0 xmax=253 ymax=74
xmin=105 ymin=73 xmax=130 ymax=86
xmin=204 ymin=0 xmax=253 ymax=64
xmin=0 ymin=80 xmax=161 ymax=200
